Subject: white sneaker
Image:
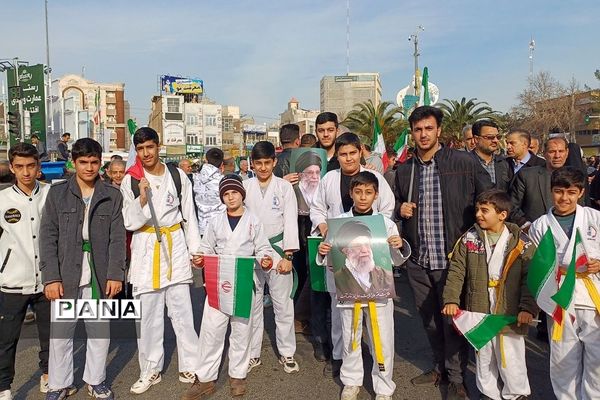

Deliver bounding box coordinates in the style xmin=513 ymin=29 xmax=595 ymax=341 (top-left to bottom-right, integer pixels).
xmin=278 ymin=355 xmax=299 ymax=374
xmin=375 ymin=395 xmax=392 ymax=400
xmin=130 ymin=372 xmax=161 ymax=394
xmin=39 ymin=376 xmax=77 ymax=396
xmin=0 ymin=389 xmax=12 ymax=400
xmin=248 ymin=358 xmax=262 ymax=373
xmin=178 ymin=371 xmax=196 ymax=383
xmin=341 ymin=385 xmax=360 ymax=400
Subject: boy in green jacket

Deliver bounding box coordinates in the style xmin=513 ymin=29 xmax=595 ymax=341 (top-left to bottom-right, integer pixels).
xmin=442 ymin=189 xmax=538 ymax=400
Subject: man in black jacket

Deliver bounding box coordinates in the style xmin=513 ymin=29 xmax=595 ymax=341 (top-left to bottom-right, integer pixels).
xmin=56 ymin=133 xmax=71 ymax=161
xmin=505 ymin=129 xmax=546 ymax=180
xmin=313 ymin=112 xmax=340 ymax=172
xmin=509 ymin=136 xmax=570 ymax=228
xmin=273 ymin=124 xmax=300 ymax=178
xmin=395 ymin=106 xmax=492 ymax=400
xmin=470 ymin=119 xmax=511 ymax=191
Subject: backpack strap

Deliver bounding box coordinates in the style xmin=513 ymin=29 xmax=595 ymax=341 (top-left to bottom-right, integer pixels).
xmin=130 ymin=163 xmax=185 ymax=221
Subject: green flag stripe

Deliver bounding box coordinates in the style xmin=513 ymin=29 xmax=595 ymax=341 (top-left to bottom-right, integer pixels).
xmin=233 ymin=257 xmax=255 ymax=318
xmin=464 ymin=314 xmax=517 ymax=350
xmin=551 ymin=230 xmax=581 ymax=308
xmin=308 ymin=237 xmax=327 ymax=292
xmin=527 ymin=229 xmax=556 ymax=299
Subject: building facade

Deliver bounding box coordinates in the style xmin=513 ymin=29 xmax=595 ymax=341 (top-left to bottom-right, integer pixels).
xmin=279 ymin=97 xmax=319 ymax=136
xmin=320 ymin=73 xmax=382 ymax=121
xmin=52 ymin=74 xmax=127 ymax=151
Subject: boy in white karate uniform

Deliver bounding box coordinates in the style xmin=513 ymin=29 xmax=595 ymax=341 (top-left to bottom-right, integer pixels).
xmin=310 ymin=132 xmax=395 ymax=377
xmin=317 ymin=171 xmax=410 ymax=400
xmin=120 ymin=127 xmax=203 ymax=394
xmin=530 ymin=166 xmax=600 ymax=400
xmin=182 ymin=175 xmax=272 ymax=400
xmin=442 ymin=189 xmax=537 ymax=400
xmin=243 ymin=141 xmax=300 ymax=373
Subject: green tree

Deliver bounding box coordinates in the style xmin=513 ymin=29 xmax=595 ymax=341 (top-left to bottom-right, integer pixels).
xmin=342 ymin=100 xmax=408 ymax=148
xmin=437 ymin=97 xmax=501 ymax=141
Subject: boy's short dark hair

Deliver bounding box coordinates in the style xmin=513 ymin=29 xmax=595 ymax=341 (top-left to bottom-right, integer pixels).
xmin=71 ymin=138 xmax=103 ymax=161
xmin=251 ymin=141 xmax=276 ymax=160
xmin=408 ymin=106 xmax=443 ymax=130
xmin=334 ymin=132 xmax=361 ymax=153
xmin=476 ymin=189 xmax=512 ymax=214
xmin=551 ymin=166 xmax=585 ymax=190
xmin=133 ymin=127 xmax=160 ymax=146
xmin=315 ymin=112 xmax=339 ymax=128
xmin=61 ymin=132 xmax=71 ymax=138
xmin=9 ymin=142 xmax=39 ymax=164
xmin=205 ymin=148 xmax=224 ymax=167
xmin=350 ymin=171 xmax=379 ymax=193
xmin=279 ymin=124 xmax=300 ymax=144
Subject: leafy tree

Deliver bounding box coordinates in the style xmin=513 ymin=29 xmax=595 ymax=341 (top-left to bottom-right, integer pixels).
xmin=342 ymin=100 xmax=408 ymax=148
xmin=436 ymin=97 xmax=500 ymax=141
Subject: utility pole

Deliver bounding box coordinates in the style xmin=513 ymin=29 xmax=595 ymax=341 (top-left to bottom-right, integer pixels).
xmin=346 ymin=0 xmax=350 ymax=75
xmin=408 ymin=26 xmax=425 ymax=95
xmin=45 ymin=0 xmax=54 ymax=137
xmin=529 ymin=36 xmax=535 ymax=78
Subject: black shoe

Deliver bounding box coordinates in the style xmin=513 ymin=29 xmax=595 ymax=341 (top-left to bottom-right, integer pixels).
xmin=447 ymin=382 xmax=467 ymax=400
xmin=410 ymin=370 xmax=443 ymax=387
xmin=313 ymin=341 xmax=329 ymax=362
xmin=322 ymin=359 xmax=342 ymax=378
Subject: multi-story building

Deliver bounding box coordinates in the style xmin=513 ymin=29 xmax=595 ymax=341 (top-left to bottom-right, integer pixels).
xmin=222 ymin=105 xmax=240 ymax=155
xmin=320 ymin=73 xmax=382 ymax=121
xmin=536 ymin=89 xmax=600 ymax=155
xmin=53 ymin=74 xmax=127 ymax=150
xmin=149 ymin=95 xmax=186 ymax=157
xmin=279 ymin=97 xmax=320 ymax=136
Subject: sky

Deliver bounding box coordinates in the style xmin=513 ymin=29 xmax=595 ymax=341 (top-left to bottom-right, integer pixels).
xmin=1 ymin=0 xmax=599 ymax=125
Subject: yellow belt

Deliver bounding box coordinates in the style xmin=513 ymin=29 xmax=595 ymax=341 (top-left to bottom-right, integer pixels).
xmin=352 ymin=301 xmax=385 ymax=372
xmin=139 ymin=223 xmax=181 ymax=290
xmin=552 ymin=269 xmax=600 ymax=341
xmin=488 ymin=279 xmax=500 ymax=288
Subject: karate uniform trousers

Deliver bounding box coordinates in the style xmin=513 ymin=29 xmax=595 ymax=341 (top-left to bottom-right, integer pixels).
xmin=48 ymin=285 xmax=110 ymax=390
xmin=196 ymin=297 xmax=254 ymax=382
xmin=339 ymin=299 xmax=395 ymax=396
xmin=136 ymin=283 xmax=198 ymax=376
xmin=249 ymin=268 xmax=296 ymax=358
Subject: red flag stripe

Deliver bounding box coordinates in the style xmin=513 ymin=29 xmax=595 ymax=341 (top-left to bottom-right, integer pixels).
xmin=204 ymin=256 xmax=220 ymax=311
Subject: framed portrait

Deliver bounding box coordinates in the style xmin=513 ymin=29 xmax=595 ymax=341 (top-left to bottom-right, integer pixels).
xmin=326 ymin=214 xmax=395 ymax=302
xmin=289 ymin=148 xmax=327 ymax=214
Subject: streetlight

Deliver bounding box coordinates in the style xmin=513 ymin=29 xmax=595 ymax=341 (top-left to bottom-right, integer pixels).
xmin=408 ymin=25 xmax=425 ymax=95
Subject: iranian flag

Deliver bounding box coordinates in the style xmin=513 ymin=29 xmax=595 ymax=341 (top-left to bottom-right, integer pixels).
xmin=453 ymin=310 xmax=517 ymax=350
xmin=393 ymin=127 xmax=410 ymax=163
xmin=527 ymin=228 xmax=580 ymax=340
xmin=372 ymin=116 xmax=388 ymax=171
xmin=125 ymin=119 xmax=144 ymax=180
xmin=204 ymin=255 xmax=255 ymax=319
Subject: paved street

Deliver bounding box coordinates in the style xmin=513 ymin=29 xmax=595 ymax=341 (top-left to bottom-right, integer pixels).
xmin=12 ymin=271 xmax=554 ymax=400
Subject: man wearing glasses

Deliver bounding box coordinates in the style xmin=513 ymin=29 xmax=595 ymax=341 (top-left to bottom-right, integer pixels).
xmin=470 ymin=120 xmax=511 ymax=191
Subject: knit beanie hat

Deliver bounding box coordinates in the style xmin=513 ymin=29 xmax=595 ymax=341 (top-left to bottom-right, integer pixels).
xmin=219 ymin=174 xmax=246 ymax=201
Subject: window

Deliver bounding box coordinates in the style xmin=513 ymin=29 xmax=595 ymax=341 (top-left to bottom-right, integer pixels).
xmin=167 ymin=98 xmax=180 ymax=113
xmin=186 ymin=115 xmax=198 ymax=126
xmin=205 ymin=136 xmax=216 ymax=146
xmin=205 ymin=114 xmax=217 ymax=127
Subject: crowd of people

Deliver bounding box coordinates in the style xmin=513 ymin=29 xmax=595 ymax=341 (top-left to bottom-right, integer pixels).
xmin=0 ymin=106 xmax=599 ymax=400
